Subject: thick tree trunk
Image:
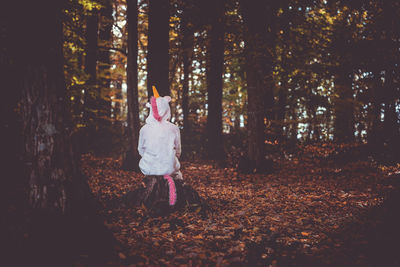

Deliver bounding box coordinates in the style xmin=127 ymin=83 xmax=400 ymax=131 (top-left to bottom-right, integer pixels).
xmin=244 ymin=60 xmax=265 ymax=165
xmin=3 ymin=0 xmax=101 ymax=225
xmin=370 ymin=2 xmax=400 ymax=162
xmin=206 ymin=0 xmax=225 ymax=163
xmin=123 ymin=0 xmax=141 ymax=171
xmin=334 ymin=70 xmax=354 ymax=142
xmin=1 ymin=10 xmax=25 ymax=210
xmin=331 ymin=12 xmax=355 ymax=143
xmin=15 ymin=3 xmax=76 ymax=213
xmin=239 ymin=0 xmax=276 ymax=171
xmin=147 ymin=0 xmax=170 ymax=97
xmin=2 ymin=2 xmax=116 ymax=265
xmin=93 ymin=0 xmax=113 ymax=155
xmin=263 ymin=5 xmax=276 ymax=126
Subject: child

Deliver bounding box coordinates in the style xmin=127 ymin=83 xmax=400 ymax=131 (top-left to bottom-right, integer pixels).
xmin=138 ymin=86 xmax=183 ymax=181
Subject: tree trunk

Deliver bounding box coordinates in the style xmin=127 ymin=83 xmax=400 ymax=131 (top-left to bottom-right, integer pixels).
xmin=84 ymin=8 xmax=99 ymax=123
xmin=123 ymin=0 xmax=141 ymax=172
xmin=367 ymin=70 xmax=382 ymax=149
xmin=263 ymin=5 xmax=276 ymax=126
xmin=98 ymin=0 xmax=113 ymax=119
xmin=331 ymin=11 xmax=355 ymax=143
xmin=334 ymin=70 xmax=354 ymax=142
xmin=383 ymin=67 xmax=400 ymax=161
xmin=14 ymin=3 xmax=75 ymax=213
xmin=3 ymin=0 xmax=95 ymax=213
xmin=147 ymin=0 xmax=170 ymax=97
xmin=313 ymin=107 xmax=321 ymax=142
xmin=181 ymin=15 xmax=194 ymax=133
xmin=277 ymin=75 xmax=287 ymax=142
xmin=113 ymin=75 xmax=123 ymax=122
xmin=239 ymin=0 xmax=276 ymax=171
xmin=290 ymin=110 xmax=298 ymax=143
xmin=206 ymin=0 xmax=225 ymax=163
xmin=82 ymin=8 xmax=100 ymax=154
xmin=2 ymin=1 xmax=116 ymax=265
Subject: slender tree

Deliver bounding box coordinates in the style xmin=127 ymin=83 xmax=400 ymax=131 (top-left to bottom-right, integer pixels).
xmin=83 ymin=6 xmax=99 ymax=123
xmin=381 ymin=0 xmax=400 ymax=159
xmin=147 ymin=0 xmax=170 ymax=97
xmin=122 ymin=0 xmax=141 ymax=171
xmin=205 ymin=0 xmax=226 ymax=162
xmin=181 ymin=9 xmax=194 ymax=133
xmin=98 ymin=0 xmax=113 ymax=118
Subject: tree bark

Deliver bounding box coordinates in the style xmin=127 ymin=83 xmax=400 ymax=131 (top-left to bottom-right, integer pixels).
xmin=3 ymin=0 xmax=91 ymax=214
xmin=334 ymin=69 xmax=354 ymax=142
xmin=98 ymin=0 xmax=113 ymax=119
xmin=367 ymin=70 xmax=382 ymax=148
xmin=84 ymin=8 xmax=99 ymax=122
xmin=147 ymin=0 xmax=170 ymax=97
xmin=383 ymin=67 xmax=400 ymax=160
xmin=381 ymin=1 xmax=400 ymax=160
xmin=113 ymin=75 xmax=123 ymax=122
xmin=277 ymin=74 xmax=287 ymax=142
xmin=206 ymin=0 xmax=225 ymax=163
xmin=122 ymin=0 xmax=141 ymax=172
xmin=2 ymin=2 xmax=116 ymax=265
xmin=331 ymin=10 xmax=355 ymax=143
xmin=181 ymin=15 xmax=194 ymax=133
xmin=239 ymin=0 xmax=276 ymax=170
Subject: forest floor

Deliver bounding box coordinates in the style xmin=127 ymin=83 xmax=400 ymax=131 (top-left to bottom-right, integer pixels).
xmin=82 ymin=144 xmax=400 ymax=267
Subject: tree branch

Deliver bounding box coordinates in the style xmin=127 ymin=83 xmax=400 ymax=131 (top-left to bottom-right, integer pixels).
xmin=98 ymin=45 xmax=127 ymax=56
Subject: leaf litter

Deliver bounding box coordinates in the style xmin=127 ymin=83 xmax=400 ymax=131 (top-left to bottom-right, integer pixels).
xmin=82 ymin=144 xmax=400 ymax=266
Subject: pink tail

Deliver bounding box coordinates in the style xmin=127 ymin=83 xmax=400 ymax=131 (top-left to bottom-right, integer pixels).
xmin=163 ymin=175 xmax=177 ymax=206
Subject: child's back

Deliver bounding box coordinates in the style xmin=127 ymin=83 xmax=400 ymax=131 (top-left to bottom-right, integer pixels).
xmin=138 ymin=95 xmax=181 ymax=177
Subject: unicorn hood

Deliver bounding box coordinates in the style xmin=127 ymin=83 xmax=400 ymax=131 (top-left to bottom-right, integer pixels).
xmin=145 ymin=95 xmax=172 ymax=124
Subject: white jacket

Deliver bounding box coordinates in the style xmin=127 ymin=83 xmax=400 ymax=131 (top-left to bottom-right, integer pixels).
xmin=138 ymin=96 xmax=182 ymax=176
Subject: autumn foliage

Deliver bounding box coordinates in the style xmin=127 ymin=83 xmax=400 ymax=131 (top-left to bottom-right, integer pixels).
xmin=82 ymin=143 xmax=400 ymax=266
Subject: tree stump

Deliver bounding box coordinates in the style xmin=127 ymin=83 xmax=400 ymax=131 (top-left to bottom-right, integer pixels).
xmin=124 ymin=175 xmax=204 ymax=216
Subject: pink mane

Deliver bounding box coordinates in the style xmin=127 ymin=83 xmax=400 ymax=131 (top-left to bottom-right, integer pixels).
xmin=150 ymin=97 xmax=162 ymax=122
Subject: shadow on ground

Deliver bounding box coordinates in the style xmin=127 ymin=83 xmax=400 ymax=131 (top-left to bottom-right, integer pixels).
xmin=252 ymin=176 xmax=400 ymax=267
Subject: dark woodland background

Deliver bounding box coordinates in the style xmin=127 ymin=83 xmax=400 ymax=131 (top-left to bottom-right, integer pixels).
xmin=1 ymin=0 xmax=400 ymax=266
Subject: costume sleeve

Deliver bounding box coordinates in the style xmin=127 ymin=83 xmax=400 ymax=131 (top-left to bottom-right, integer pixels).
xmin=138 ymin=128 xmax=145 ymax=157
xmin=175 ymin=127 xmax=181 ymax=158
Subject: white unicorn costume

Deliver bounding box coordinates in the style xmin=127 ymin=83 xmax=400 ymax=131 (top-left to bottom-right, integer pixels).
xmin=138 ymin=86 xmax=183 ymax=181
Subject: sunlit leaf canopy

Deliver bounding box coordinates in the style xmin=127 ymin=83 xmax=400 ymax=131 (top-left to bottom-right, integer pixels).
xmin=61 ymin=0 xmax=399 ymax=157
